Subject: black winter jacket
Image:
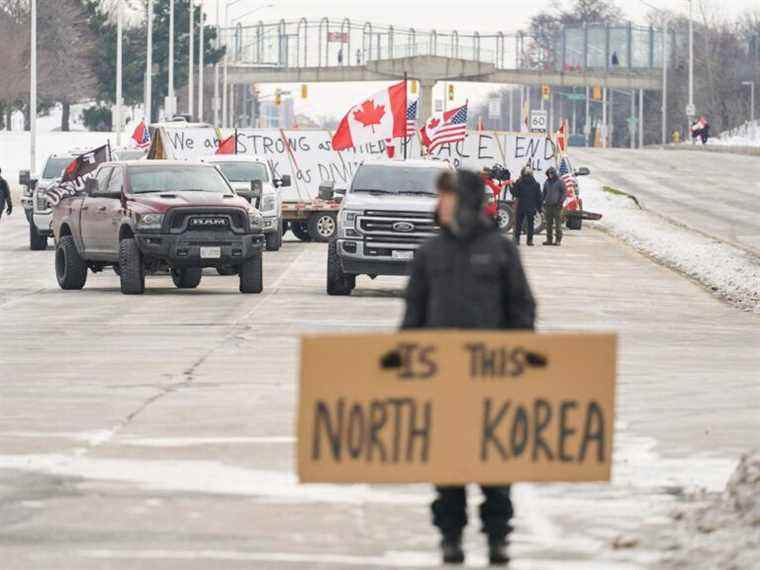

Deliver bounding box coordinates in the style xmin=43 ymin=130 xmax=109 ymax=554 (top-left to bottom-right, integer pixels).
xmin=402 ymin=222 xmax=536 ymax=330
xmin=0 ymin=177 xmax=11 ymax=211
xmin=511 ymin=175 xmax=542 ymax=214
xmin=542 ymin=177 xmax=566 ymax=207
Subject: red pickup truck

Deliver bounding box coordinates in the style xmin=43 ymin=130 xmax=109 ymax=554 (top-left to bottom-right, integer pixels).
xmin=51 ymin=160 xmax=266 ymax=295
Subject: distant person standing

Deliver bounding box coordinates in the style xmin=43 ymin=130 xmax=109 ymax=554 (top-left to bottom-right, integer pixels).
xmin=403 ymin=169 xmax=536 ymax=566
xmin=337 ymin=48 xmax=344 ymax=65
xmin=611 ymin=51 xmax=620 ymax=67
xmin=700 ymin=116 xmax=710 ymax=144
xmin=0 ymin=168 xmax=13 ymax=222
xmin=542 ymin=167 xmax=566 ymax=246
xmin=511 ymin=166 xmax=542 ymax=246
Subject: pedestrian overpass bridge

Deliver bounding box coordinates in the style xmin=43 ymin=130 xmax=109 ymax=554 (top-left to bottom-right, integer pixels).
xmin=220 ymin=18 xmax=670 ymax=127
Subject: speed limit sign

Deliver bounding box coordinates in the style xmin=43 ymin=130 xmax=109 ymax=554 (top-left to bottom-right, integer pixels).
xmin=530 ymin=110 xmax=548 ymax=132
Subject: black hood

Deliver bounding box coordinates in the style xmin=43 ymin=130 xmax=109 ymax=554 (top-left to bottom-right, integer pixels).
xmin=445 ymin=169 xmax=493 ymax=240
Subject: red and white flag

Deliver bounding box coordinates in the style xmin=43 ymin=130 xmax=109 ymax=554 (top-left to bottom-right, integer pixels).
xmin=556 ymin=120 xmax=568 ymax=154
xmin=419 ymin=103 xmax=468 ymax=153
xmin=131 ymin=120 xmax=151 ymax=149
xmin=331 ymin=81 xmax=408 ymax=151
xmin=216 ymin=134 xmax=236 ymax=155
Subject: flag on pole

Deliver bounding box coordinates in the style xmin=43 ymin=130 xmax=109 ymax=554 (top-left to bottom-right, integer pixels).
xmin=522 ymin=99 xmax=530 ymax=132
xmin=406 ymin=99 xmax=418 ymax=135
xmin=556 ymin=120 xmax=568 ymax=154
xmin=131 ymin=120 xmax=151 ymax=149
xmin=419 ymin=102 xmax=468 ymax=153
xmin=45 ymin=144 xmax=111 ymax=207
xmin=331 ymin=81 xmax=408 ymax=151
xmin=216 ymin=135 xmax=236 ymax=155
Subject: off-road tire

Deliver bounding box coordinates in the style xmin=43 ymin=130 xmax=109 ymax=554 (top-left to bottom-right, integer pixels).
xmin=118 ymin=238 xmax=145 ymax=295
xmin=326 ymin=240 xmax=355 ymax=296
xmin=495 ymin=202 xmax=514 ymax=233
xmin=533 ymin=211 xmax=546 ymax=235
xmin=308 ymin=212 xmax=337 ymax=243
xmin=239 ymin=252 xmax=263 ymax=294
xmin=171 ymin=267 xmax=202 ymax=288
xmin=282 ymin=220 xmax=289 ymax=236
xmin=291 ymin=221 xmax=311 ymax=242
xmin=265 ymin=221 xmax=283 ymax=251
xmin=30 ymin=222 xmax=47 ymax=250
xmin=567 ymin=215 xmax=583 ymax=230
xmin=55 ymin=235 xmax=87 ymax=290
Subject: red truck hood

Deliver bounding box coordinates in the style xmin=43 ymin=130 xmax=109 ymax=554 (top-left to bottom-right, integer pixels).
xmin=127 ymin=191 xmax=249 ymax=213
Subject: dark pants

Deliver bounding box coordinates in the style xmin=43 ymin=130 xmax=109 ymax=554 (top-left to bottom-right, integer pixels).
xmin=514 ymin=209 xmax=535 ymax=244
xmin=432 ymin=485 xmax=513 ymax=541
xmin=544 ymin=204 xmax=563 ymax=243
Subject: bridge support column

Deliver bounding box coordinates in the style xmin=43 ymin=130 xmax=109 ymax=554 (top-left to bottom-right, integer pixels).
xmin=419 ymin=80 xmax=436 ymax=126
xmin=639 ymin=88 xmax=644 ymax=148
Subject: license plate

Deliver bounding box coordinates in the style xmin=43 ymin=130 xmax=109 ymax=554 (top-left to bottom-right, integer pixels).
xmin=392 ymin=250 xmax=414 ymax=260
xmin=200 ymin=246 xmax=221 ymax=259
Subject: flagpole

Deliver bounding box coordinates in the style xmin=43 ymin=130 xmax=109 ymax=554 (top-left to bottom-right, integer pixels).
xmin=234 ymin=128 xmax=238 ymax=154
xmin=403 ymin=72 xmax=408 ymax=161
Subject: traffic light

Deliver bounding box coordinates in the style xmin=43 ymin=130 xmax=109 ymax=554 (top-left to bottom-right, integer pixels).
xmin=410 ymin=80 xmax=418 ymax=95
xmin=275 ymin=89 xmax=282 ymax=106
xmin=448 ymin=84 xmax=454 ymax=101
xmin=592 ymin=85 xmax=602 ymax=101
xmin=301 ymin=84 xmax=308 ymax=99
xmin=542 ymin=85 xmax=551 ymax=100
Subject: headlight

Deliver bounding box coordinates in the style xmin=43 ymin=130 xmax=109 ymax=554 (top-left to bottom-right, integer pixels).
xmin=341 ymin=209 xmax=362 ymax=226
xmin=340 ymin=209 xmax=362 ymax=238
xmin=248 ymin=209 xmax=263 ymax=231
xmin=136 ymin=213 xmax=164 ymax=230
xmin=260 ymin=195 xmax=276 ymax=212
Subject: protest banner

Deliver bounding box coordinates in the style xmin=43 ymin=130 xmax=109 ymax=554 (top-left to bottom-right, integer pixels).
xmin=298 ymin=331 xmax=616 ymax=485
xmin=151 ymin=127 xmax=557 ymax=202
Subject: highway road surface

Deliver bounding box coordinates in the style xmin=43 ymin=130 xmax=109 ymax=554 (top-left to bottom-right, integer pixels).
xmin=0 ymin=206 xmax=758 ymax=569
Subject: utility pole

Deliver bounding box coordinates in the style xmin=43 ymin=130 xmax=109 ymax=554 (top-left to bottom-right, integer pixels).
xmin=742 ymin=81 xmax=755 ymax=124
xmin=687 ymin=0 xmax=695 ymax=122
xmin=214 ymin=0 xmax=220 ymax=126
xmin=168 ymin=0 xmax=174 ymax=118
xmin=30 ymin=0 xmax=37 ymax=176
xmin=145 ymin=0 xmax=153 ymax=123
xmin=662 ymin=20 xmax=668 ymax=144
xmin=188 ymin=0 xmax=194 ymax=119
xmin=116 ymin=0 xmax=123 ymax=145
xmin=198 ymin=1 xmax=204 ymax=121
xmin=639 ymin=89 xmax=644 ymax=148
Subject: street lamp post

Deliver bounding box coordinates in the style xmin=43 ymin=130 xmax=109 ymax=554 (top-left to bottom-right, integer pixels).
xmin=214 ymin=0 xmax=221 ymax=126
xmin=168 ymin=0 xmax=174 ymax=118
xmin=188 ymin=0 xmax=194 ymax=118
xmin=742 ymin=81 xmax=755 ymax=125
xmin=198 ymin=1 xmax=204 ymax=121
xmin=687 ymin=0 xmax=695 ymax=122
xmin=30 ymin=0 xmax=37 ymax=176
xmin=116 ymin=0 xmax=123 ymax=145
xmin=640 ymin=1 xmax=671 ymax=145
xmin=145 ymin=0 xmax=153 ymax=123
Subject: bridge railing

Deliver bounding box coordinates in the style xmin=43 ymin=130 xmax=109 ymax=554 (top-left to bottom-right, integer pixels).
xmin=220 ymin=19 xmax=672 ymax=73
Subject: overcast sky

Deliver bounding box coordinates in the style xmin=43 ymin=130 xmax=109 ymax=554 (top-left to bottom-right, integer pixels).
xmin=203 ymin=0 xmax=759 ymax=120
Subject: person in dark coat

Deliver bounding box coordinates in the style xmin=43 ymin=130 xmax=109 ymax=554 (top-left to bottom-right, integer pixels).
xmin=0 ymin=168 xmax=13 ymax=221
xmin=511 ymin=166 xmax=542 ymax=246
xmin=542 ymin=166 xmax=566 ymax=246
xmin=402 ymin=169 xmax=536 ymax=566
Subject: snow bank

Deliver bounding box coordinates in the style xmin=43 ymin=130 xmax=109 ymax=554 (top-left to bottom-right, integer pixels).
xmin=658 ymin=453 xmax=760 ymax=569
xmin=713 ymin=120 xmax=760 ymax=148
xmin=581 ymin=179 xmax=760 ymax=313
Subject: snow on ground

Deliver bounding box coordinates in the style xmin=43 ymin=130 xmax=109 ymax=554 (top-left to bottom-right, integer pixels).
xmin=656 ymin=453 xmax=760 ymax=570
xmin=581 ymin=178 xmax=760 ymax=313
xmin=712 ymin=120 xmax=760 ymax=147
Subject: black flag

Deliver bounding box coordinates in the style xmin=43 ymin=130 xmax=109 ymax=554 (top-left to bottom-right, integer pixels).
xmin=46 ymin=144 xmax=111 ymax=207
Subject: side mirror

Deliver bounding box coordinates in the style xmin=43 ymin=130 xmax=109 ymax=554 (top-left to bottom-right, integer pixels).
xmin=84 ymin=178 xmax=98 ymax=194
xmin=279 ymin=174 xmax=292 ymax=188
xmin=318 ymin=181 xmax=335 ymax=200
xmin=250 ymin=179 xmax=263 ymax=200
xmin=575 ymin=166 xmax=591 ymax=176
xmin=19 ymin=170 xmax=30 ymax=186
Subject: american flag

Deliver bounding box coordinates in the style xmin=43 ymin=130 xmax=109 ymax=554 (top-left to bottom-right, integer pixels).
xmin=558 ymin=154 xmax=580 ymax=210
xmin=406 ymin=100 xmax=418 ymax=135
xmin=419 ymin=103 xmax=468 ymax=152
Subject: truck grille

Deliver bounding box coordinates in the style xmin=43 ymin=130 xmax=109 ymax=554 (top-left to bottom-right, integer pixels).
xmin=358 ymin=210 xmax=437 ymax=245
xmin=165 ymin=208 xmax=247 ymax=233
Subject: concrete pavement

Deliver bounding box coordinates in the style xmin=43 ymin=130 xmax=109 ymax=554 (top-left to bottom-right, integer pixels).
xmin=0 ymin=207 xmax=758 ymax=569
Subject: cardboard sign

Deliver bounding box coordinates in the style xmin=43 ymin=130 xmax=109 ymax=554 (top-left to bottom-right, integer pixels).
xmin=298 ymin=331 xmax=616 ymax=484
xmin=155 ymin=128 xmax=557 ymax=201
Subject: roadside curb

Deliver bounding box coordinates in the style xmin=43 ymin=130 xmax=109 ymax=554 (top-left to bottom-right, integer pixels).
xmin=650 ymin=144 xmax=760 ymax=157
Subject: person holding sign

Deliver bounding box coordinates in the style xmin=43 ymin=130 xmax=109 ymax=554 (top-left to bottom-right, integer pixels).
xmin=402 ymin=169 xmax=537 ymax=566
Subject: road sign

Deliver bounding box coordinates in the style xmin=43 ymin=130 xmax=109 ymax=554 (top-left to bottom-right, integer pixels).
xmin=530 ymin=110 xmax=548 ymax=132
xmin=686 ymin=103 xmax=696 ymax=117
xmin=488 ymin=98 xmax=501 ymax=119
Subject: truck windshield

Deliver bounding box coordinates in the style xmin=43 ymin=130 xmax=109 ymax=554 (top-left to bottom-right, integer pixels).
xmin=351 ymin=165 xmax=441 ymax=195
xmin=42 ymin=157 xmax=74 ymax=179
xmin=214 ymin=162 xmax=269 ymax=182
xmin=128 ymin=166 xmax=233 ymax=194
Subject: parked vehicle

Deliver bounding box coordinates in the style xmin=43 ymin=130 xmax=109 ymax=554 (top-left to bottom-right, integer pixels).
xmin=326 ymin=160 xmax=452 ymax=295
xmin=19 ymin=151 xmax=83 ymax=250
xmin=200 ymin=155 xmax=286 ymax=251
xmin=51 ymin=161 xmax=265 ymax=295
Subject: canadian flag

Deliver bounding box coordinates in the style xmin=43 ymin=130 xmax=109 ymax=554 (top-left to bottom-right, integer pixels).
xmin=216 ymin=134 xmax=236 ymax=155
xmin=331 ymin=81 xmax=407 ymax=151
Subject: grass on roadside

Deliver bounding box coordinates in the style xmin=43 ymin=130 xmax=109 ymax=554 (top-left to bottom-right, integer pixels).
xmin=602 ymin=185 xmax=642 ymax=209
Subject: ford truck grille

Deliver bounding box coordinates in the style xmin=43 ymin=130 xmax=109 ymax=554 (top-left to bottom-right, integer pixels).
xmin=358 ymin=210 xmax=437 ymax=245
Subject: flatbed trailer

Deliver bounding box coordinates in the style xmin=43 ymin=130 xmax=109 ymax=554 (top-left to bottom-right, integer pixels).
xmin=281 ymin=198 xmax=342 ymax=242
